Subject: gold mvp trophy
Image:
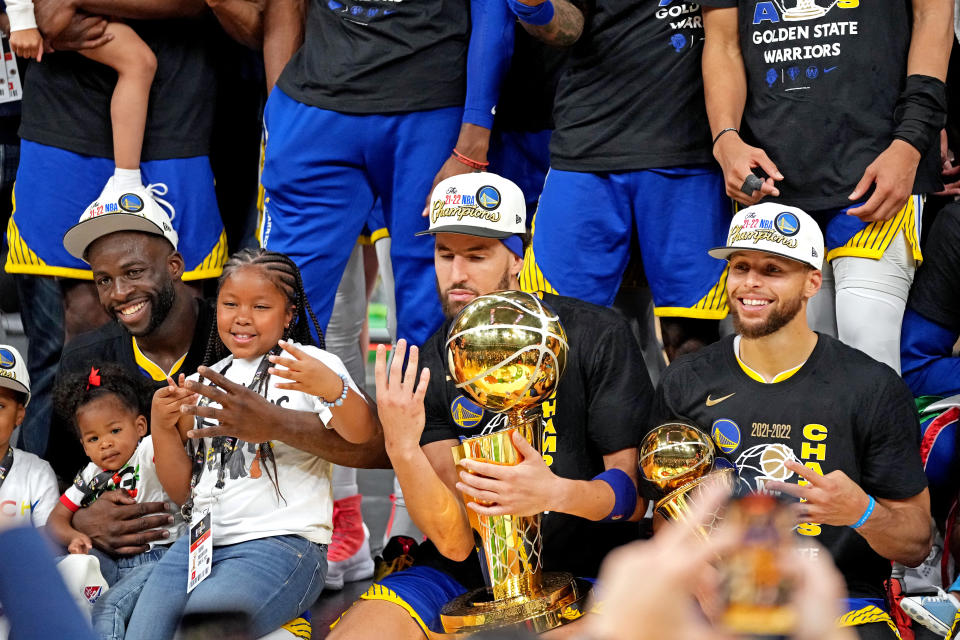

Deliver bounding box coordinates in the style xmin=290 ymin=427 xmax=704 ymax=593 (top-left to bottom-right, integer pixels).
xmin=639 ymin=420 xmax=735 ymax=532
xmin=439 ymin=290 xmax=591 ymax=634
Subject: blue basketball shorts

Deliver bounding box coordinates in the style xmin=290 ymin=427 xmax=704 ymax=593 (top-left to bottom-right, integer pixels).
xmin=260 ymin=88 xmax=461 ymax=347
xmin=520 ymin=165 xmax=732 ymax=319
xmin=333 ymin=565 xmax=467 ymax=636
xmin=5 ymin=140 xmax=227 ymax=281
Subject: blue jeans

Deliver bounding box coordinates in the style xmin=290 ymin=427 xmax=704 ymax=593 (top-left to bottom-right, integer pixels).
xmin=125 ymin=535 xmax=327 ymax=639
xmin=90 ymin=547 xmax=168 ymax=640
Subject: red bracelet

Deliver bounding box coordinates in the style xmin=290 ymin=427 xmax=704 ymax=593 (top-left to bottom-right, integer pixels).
xmin=451 ymin=149 xmax=489 ymax=170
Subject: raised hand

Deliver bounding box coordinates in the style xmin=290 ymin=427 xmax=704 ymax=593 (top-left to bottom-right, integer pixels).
xmin=714 ymin=132 xmax=784 ymax=205
xmin=375 ymin=339 xmax=430 ymax=457
xmin=268 ymin=339 xmax=346 ymax=401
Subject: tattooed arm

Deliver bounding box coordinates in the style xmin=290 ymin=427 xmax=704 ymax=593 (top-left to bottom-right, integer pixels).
xmin=517 ymin=0 xmax=584 ymax=47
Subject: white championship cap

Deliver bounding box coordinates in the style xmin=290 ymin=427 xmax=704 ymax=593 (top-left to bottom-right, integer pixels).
xmin=0 ymin=344 xmax=30 ymax=406
xmin=417 ymin=173 xmax=526 ymax=240
xmin=709 ymin=202 xmax=824 ymax=270
xmin=63 ymin=182 xmax=179 ymax=261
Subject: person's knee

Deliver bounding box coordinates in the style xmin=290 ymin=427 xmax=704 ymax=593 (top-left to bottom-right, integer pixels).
xmin=115 ymin=39 xmax=157 ymax=82
xmin=327 ymin=599 xmax=426 ymax=640
xmin=659 ymin=317 xmax=719 ymax=362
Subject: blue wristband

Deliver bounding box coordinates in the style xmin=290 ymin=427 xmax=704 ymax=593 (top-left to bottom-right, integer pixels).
xmin=850 ymin=495 xmax=875 ymax=529
xmin=594 ymin=468 xmax=637 ymax=522
xmin=507 ymin=0 xmax=555 ymax=26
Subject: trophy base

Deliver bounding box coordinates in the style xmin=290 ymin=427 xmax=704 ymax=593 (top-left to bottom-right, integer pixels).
xmin=440 ymin=573 xmax=591 ymax=634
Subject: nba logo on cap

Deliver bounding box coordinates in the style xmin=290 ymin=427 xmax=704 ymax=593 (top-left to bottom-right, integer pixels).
xmin=712 ymin=418 xmax=741 ymax=454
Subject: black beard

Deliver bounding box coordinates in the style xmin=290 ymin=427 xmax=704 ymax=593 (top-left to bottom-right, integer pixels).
xmin=729 ymin=292 xmax=803 ymax=339
xmin=125 ymin=279 xmax=177 ymax=337
xmin=437 ymin=271 xmax=516 ymax=319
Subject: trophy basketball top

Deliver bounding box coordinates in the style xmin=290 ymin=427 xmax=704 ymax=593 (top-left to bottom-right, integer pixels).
xmin=639 ymin=420 xmax=717 ymax=492
xmin=445 ymin=290 xmax=568 ymax=414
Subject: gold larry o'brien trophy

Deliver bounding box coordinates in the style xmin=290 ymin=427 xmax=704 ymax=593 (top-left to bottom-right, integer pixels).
xmin=439 ymin=290 xmax=590 ymax=634
xmin=639 ymin=420 xmax=735 ymax=532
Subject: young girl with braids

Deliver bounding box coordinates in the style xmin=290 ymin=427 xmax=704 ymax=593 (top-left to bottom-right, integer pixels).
xmin=48 ymin=362 xmax=183 ymax=640
xmin=125 ymin=248 xmax=379 ymax=639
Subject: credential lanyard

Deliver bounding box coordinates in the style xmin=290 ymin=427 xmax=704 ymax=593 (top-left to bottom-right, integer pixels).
xmin=180 ymin=349 xmax=276 ymax=521
xmin=0 ymin=447 xmax=13 ymax=492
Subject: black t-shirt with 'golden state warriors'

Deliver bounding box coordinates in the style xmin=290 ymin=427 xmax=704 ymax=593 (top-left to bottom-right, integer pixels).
xmin=277 ymin=0 xmax=469 ymax=114
xmin=549 ymin=0 xmax=713 ymax=172
xmin=20 ymin=18 xmax=216 ymax=161
xmin=417 ymin=293 xmax=652 ymax=584
xmin=651 ymin=333 xmax=927 ymax=599
xmin=696 ymin=0 xmax=941 ymax=210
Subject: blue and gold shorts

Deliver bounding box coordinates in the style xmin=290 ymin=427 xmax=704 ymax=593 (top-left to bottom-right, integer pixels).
xmin=6 ymin=140 xmax=227 ymax=281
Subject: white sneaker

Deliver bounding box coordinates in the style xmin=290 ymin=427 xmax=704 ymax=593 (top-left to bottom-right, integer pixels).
xmin=900 ymin=588 xmax=960 ymax=637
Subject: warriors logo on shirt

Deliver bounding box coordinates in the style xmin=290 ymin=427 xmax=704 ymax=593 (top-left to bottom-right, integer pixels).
xmin=450 ymin=395 xmax=484 ymax=429
xmin=711 ymin=419 xmax=741 ymax=455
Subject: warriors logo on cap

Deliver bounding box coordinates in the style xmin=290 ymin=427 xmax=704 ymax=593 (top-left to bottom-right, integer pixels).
xmin=0 ymin=348 xmax=15 ymax=370
xmin=416 ymin=173 xmax=526 ymax=240
xmin=774 ymin=212 xmax=800 ymax=237
xmin=476 ymin=186 xmax=501 ymax=211
xmin=119 ymin=193 xmax=145 ymax=213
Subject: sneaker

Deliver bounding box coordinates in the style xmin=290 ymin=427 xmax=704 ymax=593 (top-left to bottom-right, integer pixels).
xmin=900 ymin=589 xmax=960 ymax=637
xmin=325 ymin=494 xmax=374 ymax=591
xmin=65 ymin=178 xmax=179 ymax=260
xmin=373 ymin=535 xmax=419 ymax=582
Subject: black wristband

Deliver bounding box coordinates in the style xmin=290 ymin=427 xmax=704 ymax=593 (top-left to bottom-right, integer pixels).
xmin=892 ymin=75 xmax=948 ymax=155
xmin=713 ymin=127 xmax=739 ymax=146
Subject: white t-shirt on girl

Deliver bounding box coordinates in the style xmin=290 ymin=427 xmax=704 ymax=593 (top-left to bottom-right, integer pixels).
xmin=0 ymin=448 xmax=58 ymax=526
xmin=186 ymin=342 xmax=358 ymax=546
xmin=60 ymin=436 xmax=184 ymax=546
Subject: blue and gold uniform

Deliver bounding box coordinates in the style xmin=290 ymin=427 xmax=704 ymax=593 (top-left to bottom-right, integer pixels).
xmin=10 ymin=18 xmax=227 ymax=281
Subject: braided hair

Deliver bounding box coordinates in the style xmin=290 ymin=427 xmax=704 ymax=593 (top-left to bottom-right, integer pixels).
xmin=199 ymin=248 xmax=323 ymax=504
xmin=53 ymin=363 xmax=151 ymax=439
xmin=202 ymin=248 xmax=325 ymax=367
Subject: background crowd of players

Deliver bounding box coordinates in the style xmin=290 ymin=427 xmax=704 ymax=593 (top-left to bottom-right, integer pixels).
xmin=2 ymin=0 xmax=960 ymax=637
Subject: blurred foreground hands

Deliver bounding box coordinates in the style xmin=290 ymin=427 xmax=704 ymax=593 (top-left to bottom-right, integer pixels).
xmin=586 ymin=481 xmax=858 ymax=640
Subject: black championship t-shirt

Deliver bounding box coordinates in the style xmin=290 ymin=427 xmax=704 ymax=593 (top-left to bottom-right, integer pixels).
xmin=651 ymin=334 xmax=927 ymax=599
xmin=418 ymin=293 xmax=652 ymax=582
xmin=20 ymin=17 xmax=216 ymax=161
xmin=698 ymin=0 xmax=941 ymax=210
xmin=549 ymin=0 xmax=713 ymax=172
xmin=908 ymin=202 xmax=960 ymax=332
xmin=277 ymin=0 xmax=469 ymax=114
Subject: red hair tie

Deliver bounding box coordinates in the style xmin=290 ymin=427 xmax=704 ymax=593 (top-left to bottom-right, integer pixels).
xmin=87 ymin=367 xmax=101 ymax=390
